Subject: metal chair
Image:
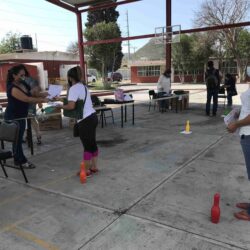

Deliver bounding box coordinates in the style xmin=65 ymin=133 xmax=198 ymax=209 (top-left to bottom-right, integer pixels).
xmin=0 ymin=121 xmax=29 ymax=183
xmin=148 ymin=90 xmax=158 ymax=111
xmin=218 ymin=87 xmax=227 ymax=108
xmin=91 ymin=95 xmax=114 ymax=127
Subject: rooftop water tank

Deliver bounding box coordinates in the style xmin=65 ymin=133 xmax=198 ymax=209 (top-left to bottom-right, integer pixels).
xmin=20 ymin=35 xmax=33 ymax=50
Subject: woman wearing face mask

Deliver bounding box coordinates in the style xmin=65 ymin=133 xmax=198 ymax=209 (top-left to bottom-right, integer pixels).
xmin=4 ymin=64 xmax=47 ymax=169
xmin=58 ymin=66 xmax=99 ymax=177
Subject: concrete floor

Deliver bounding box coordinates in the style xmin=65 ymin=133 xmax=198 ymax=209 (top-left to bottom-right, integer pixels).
xmin=1 ymin=86 xmax=250 ymax=250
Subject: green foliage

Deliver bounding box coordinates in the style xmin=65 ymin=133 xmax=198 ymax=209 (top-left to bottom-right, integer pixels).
xmin=86 ymin=1 xmax=119 ymax=28
xmin=236 ymin=29 xmax=250 ymax=60
xmin=85 ymin=1 xmax=123 ymax=76
xmin=172 ymin=33 xmax=213 ymax=82
xmin=172 ymin=35 xmax=193 ymax=77
xmin=84 ymin=22 xmax=122 ymax=79
xmin=66 ymin=41 xmax=79 ymax=54
xmin=0 ymin=32 xmax=21 ymax=54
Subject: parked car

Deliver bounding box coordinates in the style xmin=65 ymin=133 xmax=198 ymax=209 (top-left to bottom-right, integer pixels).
xmin=87 ymin=74 xmax=96 ymax=83
xmin=107 ymin=72 xmax=123 ymax=82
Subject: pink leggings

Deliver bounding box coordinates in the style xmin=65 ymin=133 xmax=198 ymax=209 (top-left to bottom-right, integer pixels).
xmin=83 ymin=150 xmax=98 ymax=161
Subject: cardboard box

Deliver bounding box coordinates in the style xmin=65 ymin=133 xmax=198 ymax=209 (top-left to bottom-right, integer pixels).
xmin=171 ymin=91 xmax=189 ymax=111
xmin=39 ymin=113 xmax=62 ymax=131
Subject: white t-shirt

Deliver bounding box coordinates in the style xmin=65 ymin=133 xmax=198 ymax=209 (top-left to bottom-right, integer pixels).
xmin=157 ymin=75 xmax=171 ymax=93
xmin=68 ymin=83 xmax=95 ymax=120
xmin=239 ymin=88 xmax=250 ymax=136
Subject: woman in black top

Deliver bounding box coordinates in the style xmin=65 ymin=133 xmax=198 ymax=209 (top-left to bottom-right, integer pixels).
xmin=4 ymin=64 xmax=47 ymax=168
xmin=224 ymin=73 xmax=237 ymax=107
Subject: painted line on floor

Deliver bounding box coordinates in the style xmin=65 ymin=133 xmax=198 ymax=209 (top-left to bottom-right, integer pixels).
xmin=10 ymin=227 xmax=59 ymax=250
xmin=0 ymin=190 xmax=34 ymax=207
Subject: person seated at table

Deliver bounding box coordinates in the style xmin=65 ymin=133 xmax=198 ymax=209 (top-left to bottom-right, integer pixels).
xmin=157 ymin=69 xmax=171 ymax=111
xmin=4 ymin=64 xmax=48 ymax=169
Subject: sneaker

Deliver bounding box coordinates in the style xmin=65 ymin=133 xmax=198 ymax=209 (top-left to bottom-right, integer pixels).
xmin=86 ymin=170 xmax=92 ymax=177
xmin=90 ymin=168 xmax=99 ymax=174
xmin=21 ymin=162 xmax=36 ymax=169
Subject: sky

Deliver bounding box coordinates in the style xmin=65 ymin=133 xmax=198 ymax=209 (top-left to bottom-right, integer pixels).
xmin=0 ymin=0 xmax=227 ymax=53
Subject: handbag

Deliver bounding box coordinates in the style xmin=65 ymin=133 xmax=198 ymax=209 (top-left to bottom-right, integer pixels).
xmin=73 ymin=122 xmax=79 ymax=137
xmin=114 ymin=88 xmax=124 ymax=101
xmin=230 ymin=89 xmax=238 ymax=96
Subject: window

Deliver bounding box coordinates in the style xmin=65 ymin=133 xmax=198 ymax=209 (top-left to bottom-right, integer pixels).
xmin=222 ymin=61 xmax=237 ymax=74
xmin=137 ymin=66 xmax=161 ymax=77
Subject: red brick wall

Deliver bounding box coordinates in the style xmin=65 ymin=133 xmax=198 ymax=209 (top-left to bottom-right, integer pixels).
xmin=131 ymin=66 xmax=204 ymax=83
xmin=174 ymin=74 xmax=204 ymax=83
xmin=131 ymin=66 xmax=159 ymax=83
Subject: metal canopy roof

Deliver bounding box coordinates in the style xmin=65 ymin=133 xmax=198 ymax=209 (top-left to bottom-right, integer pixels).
xmin=60 ymin=0 xmax=115 ymax=7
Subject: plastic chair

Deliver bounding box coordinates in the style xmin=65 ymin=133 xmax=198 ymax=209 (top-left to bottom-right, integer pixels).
xmin=0 ymin=121 xmax=29 ymax=183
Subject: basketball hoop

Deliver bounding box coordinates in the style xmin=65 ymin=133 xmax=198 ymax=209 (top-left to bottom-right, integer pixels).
xmin=154 ymin=25 xmax=181 ymax=44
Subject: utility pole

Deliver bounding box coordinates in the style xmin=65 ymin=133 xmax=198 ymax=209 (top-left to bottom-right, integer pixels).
xmin=130 ymin=46 xmax=137 ymax=62
xmin=126 ymin=10 xmax=131 ymax=64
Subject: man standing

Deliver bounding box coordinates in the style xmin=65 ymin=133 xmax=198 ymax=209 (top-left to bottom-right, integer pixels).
xmin=205 ymin=61 xmax=221 ymax=116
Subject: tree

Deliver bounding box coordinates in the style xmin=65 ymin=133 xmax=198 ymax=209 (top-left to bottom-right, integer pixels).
xmin=66 ymin=41 xmax=79 ymax=54
xmin=85 ymin=3 xmax=119 ymax=28
xmin=0 ymin=32 xmax=21 ymax=54
xmin=225 ymin=29 xmax=250 ymax=79
xmin=195 ymin=0 xmax=250 ymax=81
xmin=172 ymin=34 xmax=194 ymax=83
xmin=84 ymin=22 xmax=121 ymax=87
xmin=85 ymin=0 xmax=123 ymax=77
xmin=189 ymin=33 xmax=214 ymax=82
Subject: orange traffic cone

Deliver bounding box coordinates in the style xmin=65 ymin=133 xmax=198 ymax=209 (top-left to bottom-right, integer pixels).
xmin=80 ymin=162 xmax=86 ymax=183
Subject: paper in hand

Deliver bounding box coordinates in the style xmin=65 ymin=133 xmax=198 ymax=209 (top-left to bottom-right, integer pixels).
xmin=47 ymin=84 xmax=63 ymax=99
xmin=224 ymin=109 xmax=239 ymax=126
xmin=47 ymin=101 xmax=63 ymax=107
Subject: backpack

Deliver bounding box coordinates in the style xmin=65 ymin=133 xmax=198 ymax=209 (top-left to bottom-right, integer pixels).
xmin=206 ymin=69 xmax=218 ymax=89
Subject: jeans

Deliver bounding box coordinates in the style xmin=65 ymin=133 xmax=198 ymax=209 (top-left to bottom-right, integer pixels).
xmin=13 ymin=119 xmax=27 ymax=164
xmin=206 ymin=89 xmax=218 ymax=115
xmin=240 ymin=135 xmax=250 ymax=215
xmin=157 ymin=92 xmax=167 ymax=112
xmin=240 ymin=135 xmax=250 ymax=180
xmin=227 ymin=93 xmax=232 ymax=107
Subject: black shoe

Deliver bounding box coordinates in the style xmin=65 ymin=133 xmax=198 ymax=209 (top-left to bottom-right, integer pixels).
xmin=15 ymin=161 xmax=36 ymax=169
xmin=212 ymin=113 xmax=217 ymax=117
xmin=206 ymin=112 xmax=210 ymax=116
xmin=37 ymin=136 xmax=42 ymax=145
